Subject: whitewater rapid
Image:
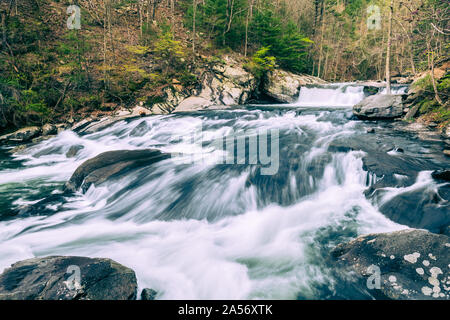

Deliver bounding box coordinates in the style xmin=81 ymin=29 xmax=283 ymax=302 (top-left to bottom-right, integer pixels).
xmin=0 ymin=85 xmax=431 ymax=299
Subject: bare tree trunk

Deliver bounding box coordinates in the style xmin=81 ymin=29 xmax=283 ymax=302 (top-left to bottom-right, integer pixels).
xmin=427 ymin=39 xmax=443 ymax=106
xmin=317 ymin=1 xmax=325 ymax=78
xmin=385 ymin=0 xmax=393 ymax=94
xmin=192 ymin=0 xmax=197 ymax=55
xmin=244 ymin=0 xmax=253 ymax=57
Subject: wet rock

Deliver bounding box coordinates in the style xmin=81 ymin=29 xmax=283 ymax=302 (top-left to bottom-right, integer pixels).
xmin=64 ymin=149 xmax=170 ymax=193
xmin=42 ymin=123 xmax=57 ymax=136
xmin=141 ymin=288 xmax=158 ymax=300
xmin=66 ymin=145 xmax=84 ymax=158
xmin=378 ymin=187 xmax=450 ymax=233
xmin=432 ymin=170 xmax=450 ymax=182
xmin=16 ymin=193 xmax=67 ymax=217
xmin=366 ymin=128 xmax=375 ymax=133
xmin=0 ymin=126 xmax=41 ymax=143
xmin=129 ymin=121 xmax=150 ymax=137
xmin=331 ymin=229 xmax=450 ymax=300
xmin=264 ymin=69 xmax=326 ymax=103
xmin=442 ymin=125 xmax=450 ymax=140
xmin=131 ymin=105 xmax=152 ymax=117
xmin=31 ymin=135 xmax=55 ymax=144
xmin=0 ymin=256 xmax=137 ymax=300
xmin=353 ymin=94 xmax=403 ymax=119
xmin=71 ymin=117 xmax=96 ymax=132
xmin=33 ymin=145 xmax=63 ymax=158
xmin=77 ymin=114 xmax=136 ymax=135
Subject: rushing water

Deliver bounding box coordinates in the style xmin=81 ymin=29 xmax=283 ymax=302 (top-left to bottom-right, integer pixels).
xmin=0 ymin=84 xmax=446 ymax=299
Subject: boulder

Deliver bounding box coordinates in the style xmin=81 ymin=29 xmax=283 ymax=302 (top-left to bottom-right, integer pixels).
xmin=432 ymin=170 xmax=450 ymax=182
xmin=378 ymin=187 xmax=450 ymax=233
xmin=66 ymin=145 xmax=84 ymax=158
xmin=353 ymin=94 xmax=404 ymax=119
xmin=173 ymin=61 xmax=257 ymax=112
xmin=263 ymin=69 xmax=326 ymax=103
xmin=64 ymin=149 xmax=170 ymax=193
xmin=331 ymin=229 xmax=450 ymax=300
xmin=442 ymin=125 xmax=450 ymax=140
xmin=0 ymin=126 xmax=41 ymax=143
xmin=0 ymin=256 xmax=137 ymax=300
xmin=150 ymin=86 xmax=187 ymax=114
xmin=77 ymin=115 xmax=133 ymax=135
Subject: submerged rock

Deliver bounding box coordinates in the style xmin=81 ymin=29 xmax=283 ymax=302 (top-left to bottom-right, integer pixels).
xmin=353 ymin=94 xmax=403 ymax=119
xmin=0 ymin=256 xmax=137 ymax=300
xmin=264 ymin=69 xmax=326 ymax=103
xmin=64 ymin=149 xmax=170 ymax=193
xmin=331 ymin=229 xmax=450 ymax=300
xmin=173 ymin=57 xmax=257 ymax=112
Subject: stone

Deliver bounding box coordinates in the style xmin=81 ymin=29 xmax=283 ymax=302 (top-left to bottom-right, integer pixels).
xmin=353 ymin=94 xmax=404 ymax=119
xmin=331 ymin=229 xmax=450 ymax=300
xmin=66 ymin=145 xmax=84 ymax=158
xmin=0 ymin=256 xmax=137 ymax=300
xmin=64 ymin=149 xmax=170 ymax=193
xmin=131 ymin=106 xmax=152 ymax=117
xmin=431 ymin=170 xmax=450 ymax=182
xmin=141 ymin=288 xmax=158 ymax=300
xmin=174 ymin=96 xmax=213 ymax=112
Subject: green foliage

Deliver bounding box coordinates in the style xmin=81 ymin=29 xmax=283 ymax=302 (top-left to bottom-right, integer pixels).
xmin=184 ymin=0 xmax=312 ymax=73
xmin=244 ymin=47 xmax=276 ymax=79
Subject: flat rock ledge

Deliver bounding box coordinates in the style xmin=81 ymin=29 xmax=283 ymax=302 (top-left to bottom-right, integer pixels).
xmin=353 ymin=94 xmax=404 ymax=119
xmin=331 ymin=229 xmax=450 ymax=300
xmin=0 ymin=256 xmax=137 ymax=300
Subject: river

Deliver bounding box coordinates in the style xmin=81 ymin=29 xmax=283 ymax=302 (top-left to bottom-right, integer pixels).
xmin=0 ymin=83 xmax=448 ymax=299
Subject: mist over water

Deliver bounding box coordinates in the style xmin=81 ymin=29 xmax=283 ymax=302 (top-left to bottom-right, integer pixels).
xmin=0 ymin=85 xmax=441 ymax=299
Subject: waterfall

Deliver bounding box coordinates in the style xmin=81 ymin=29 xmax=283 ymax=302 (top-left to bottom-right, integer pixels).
xmin=0 ymin=83 xmax=440 ymax=299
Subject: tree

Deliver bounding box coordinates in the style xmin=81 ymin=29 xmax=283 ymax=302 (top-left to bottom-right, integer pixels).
xmin=385 ymin=0 xmax=393 ymax=94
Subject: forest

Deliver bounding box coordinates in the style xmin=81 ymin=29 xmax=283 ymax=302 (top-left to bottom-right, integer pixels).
xmin=0 ymin=0 xmax=448 ymax=132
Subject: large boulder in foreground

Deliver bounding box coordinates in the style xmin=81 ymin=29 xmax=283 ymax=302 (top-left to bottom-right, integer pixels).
xmin=353 ymin=94 xmax=403 ymax=119
xmin=263 ymin=69 xmax=326 ymax=103
xmin=331 ymin=229 xmax=450 ymax=300
xmin=64 ymin=149 xmax=170 ymax=193
xmin=0 ymin=256 xmax=137 ymax=300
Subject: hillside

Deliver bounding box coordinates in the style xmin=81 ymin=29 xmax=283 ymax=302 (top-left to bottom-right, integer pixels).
xmin=0 ymin=0 xmax=448 ymax=134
